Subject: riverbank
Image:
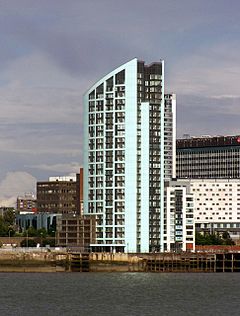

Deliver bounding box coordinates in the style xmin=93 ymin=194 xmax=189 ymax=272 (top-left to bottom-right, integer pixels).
xmin=0 ymin=250 xmax=240 ymax=272
xmin=0 ymin=250 xmax=66 ymax=272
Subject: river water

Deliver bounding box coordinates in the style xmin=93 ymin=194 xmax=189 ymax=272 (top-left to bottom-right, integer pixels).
xmin=0 ymin=272 xmax=239 ymax=316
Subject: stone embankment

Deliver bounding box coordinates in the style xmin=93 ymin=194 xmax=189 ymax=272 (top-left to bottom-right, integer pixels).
xmin=0 ymin=249 xmax=240 ymax=272
xmin=0 ymin=249 xmax=67 ymax=272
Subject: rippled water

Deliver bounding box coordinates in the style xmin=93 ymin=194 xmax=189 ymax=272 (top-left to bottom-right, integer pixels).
xmin=0 ymin=273 xmax=239 ymax=316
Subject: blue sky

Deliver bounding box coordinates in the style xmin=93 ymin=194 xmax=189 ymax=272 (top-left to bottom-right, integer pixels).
xmin=1 ymin=0 xmax=240 ymax=205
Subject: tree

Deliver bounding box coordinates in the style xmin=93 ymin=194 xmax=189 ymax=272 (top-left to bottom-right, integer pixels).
xmin=3 ymin=209 xmax=15 ymax=226
xmin=195 ymin=232 xmax=206 ymax=245
xmin=37 ymin=228 xmax=47 ymax=238
xmin=23 ymin=227 xmax=48 ymax=237
xmin=20 ymin=239 xmax=37 ymax=247
xmin=0 ymin=217 xmax=9 ymax=236
xmin=24 ymin=226 xmax=38 ymax=237
xmin=195 ymin=232 xmax=235 ymax=245
xmin=42 ymin=238 xmax=55 ymax=247
xmin=222 ymin=231 xmax=235 ymax=245
xmin=0 ymin=209 xmax=16 ymax=237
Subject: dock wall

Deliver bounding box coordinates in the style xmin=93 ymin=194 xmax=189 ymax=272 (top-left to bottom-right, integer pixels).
xmin=0 ymin=250 xmax=240 ymax=272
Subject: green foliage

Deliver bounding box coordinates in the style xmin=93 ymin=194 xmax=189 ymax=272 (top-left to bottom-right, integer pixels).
xmin=24 ymin=226 xmax=38 ymax=237
xmin=37 ymin=228 xmax=47 ymax=238
xmin=42 ymin=238 xmax=55 ymax=247
xmin=14 ymin=232 xmax=24 ymax=237
xmin=23 ymin=227 xmax=48 ymax=238
xmin=196 ymin=232 xmax=235 ymax=246
xmin=48 ymin=227 xmax=56 ymax=237
xmin=0 ymin=217 xmax=9 ymax=236
xmin=221 ymin=231 xmax=235 ymax=245
xmin=3 ymin=209 xmax=15 ymax=226
xmin=20 ymin=239 xmax=37 ymax=247
xmin=20 ymin=227 xmax=55 ymax=247
xmin=0 ymin=209 xmax=16 ymax=237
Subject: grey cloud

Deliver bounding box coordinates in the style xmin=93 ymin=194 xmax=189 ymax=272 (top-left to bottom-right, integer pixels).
xmin=1 ymin=0 xmax=240 ymax=199
xmin=168 ymin=40 xmax=240 ymax=97
xmin=0 ymin=122 xmax=82 ymax=156
xmin=0 ymin=55 xmax=86 ymax=125
xmin=2 ymin=0 xmax=237 ymax=79
xmin=28 ymin=162 xmax=81 ymax=174
xmin=177 ymin=94 xmax=240 ymax=137
xmin=0 ymin=171 xmax=36 ymax=206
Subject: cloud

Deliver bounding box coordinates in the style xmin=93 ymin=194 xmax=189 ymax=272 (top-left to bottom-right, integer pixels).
xmin=0 ymin=53 xmax=83 ymax=170
xmin=0 ymin=125 xmax=82 ymax=156
xmin=0 ymin=53 xmax=88 ymax=125
xmin=168 ymin=41 xmax=240 ymax=97
xmin=211 ymin=95 xmax=240 ymax=100
xmin=28 ymin=162 xmax=81 ymax=174
xmin=0 ymin=171 xmax=36 ymax=207
xmin=0 ymin=0 xmax=240 ymax=198
xmin=1 ymin=0 xmax=236 ymax=80
xmin=177 ymin=94 xmax=240 ymax=137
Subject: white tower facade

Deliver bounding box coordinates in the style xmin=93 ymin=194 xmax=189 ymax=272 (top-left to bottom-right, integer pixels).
xmin=83 ymin=58 xmax=176 ymax=252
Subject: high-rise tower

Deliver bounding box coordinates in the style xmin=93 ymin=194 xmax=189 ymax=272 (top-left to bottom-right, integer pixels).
xmin=83 ymin=58 xmax=176 ymax=252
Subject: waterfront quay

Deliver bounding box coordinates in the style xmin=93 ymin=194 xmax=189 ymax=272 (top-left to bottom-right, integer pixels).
xmin=1 ymin=248 xmax=240 ymax=272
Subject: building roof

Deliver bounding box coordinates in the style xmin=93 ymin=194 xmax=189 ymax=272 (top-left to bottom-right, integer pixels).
xmin=177 ymin=135 xmax=240 ymax=149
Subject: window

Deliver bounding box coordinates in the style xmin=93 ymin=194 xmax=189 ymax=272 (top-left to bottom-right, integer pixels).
xmin=115 ymin=70 xmax=125 ymax=84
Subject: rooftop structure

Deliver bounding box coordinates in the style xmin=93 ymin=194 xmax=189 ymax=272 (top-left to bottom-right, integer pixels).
xmin=49 ymin=176 xmax=76 ymax=182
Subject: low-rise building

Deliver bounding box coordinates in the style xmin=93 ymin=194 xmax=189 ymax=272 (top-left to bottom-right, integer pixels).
xmin=16 ymin=212 xmax=60 ymax=231
xmin=37 ymin=177 xmax=77 ymax=214
xmin=56 ymin=214 xmax=96 ymax=250
xmin=17 ymin=193 xmax=36 ymax=213
xmin=36 ymin=170 xmax=83 ymax=215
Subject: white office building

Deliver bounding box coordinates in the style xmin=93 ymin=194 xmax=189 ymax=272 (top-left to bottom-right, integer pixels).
xmin=189 ymin=179 xmax=240 ymax=240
